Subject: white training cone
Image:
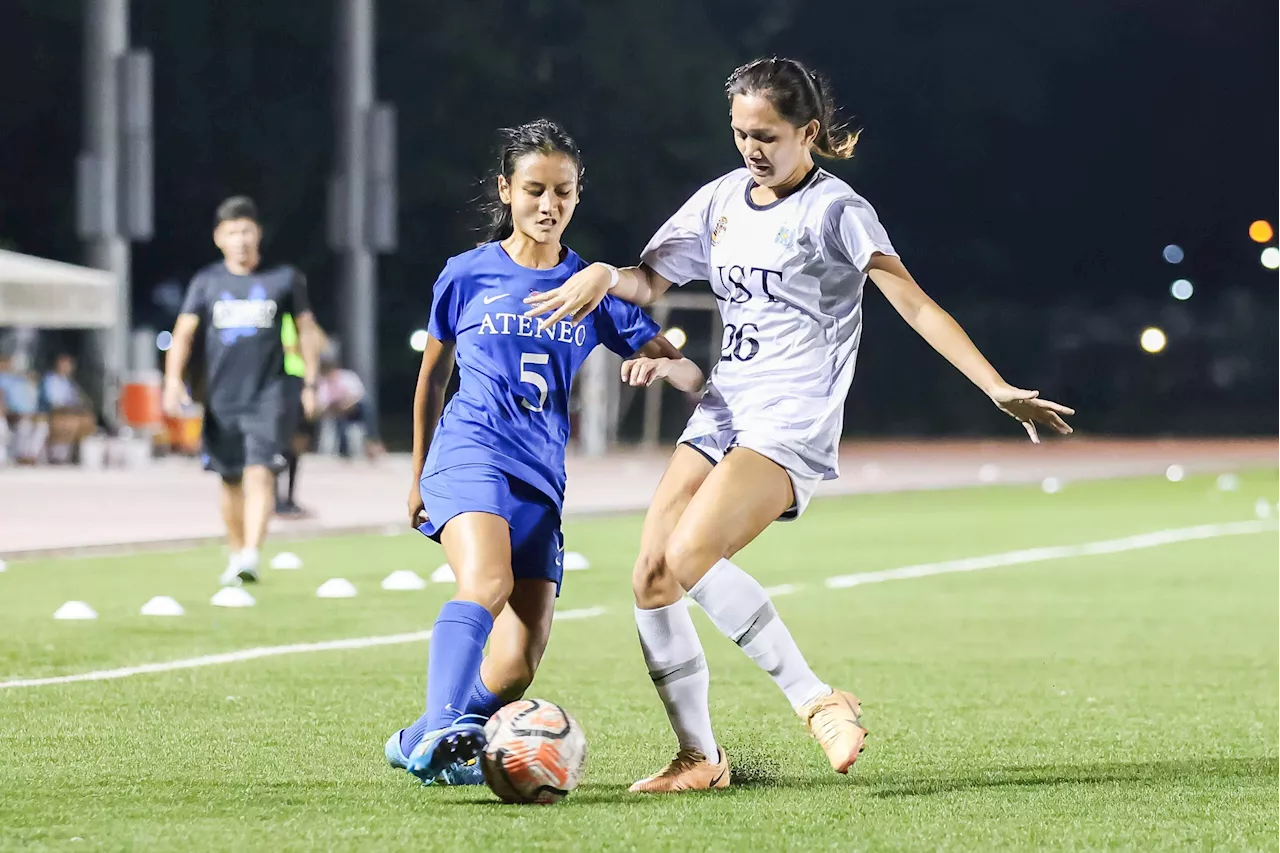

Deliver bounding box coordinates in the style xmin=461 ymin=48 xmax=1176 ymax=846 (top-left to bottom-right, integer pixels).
xmin=316 ymin=578 xmax=358 ymax=599
xmin=140 ymin=596 xmax=185 ymax=617
xmin=270 ymin=552 xmax=303 ymax=570
xmin=211 ymin=587 xmax=256 ymax=608
xmin=1041 ymin=476 xmax=1063 ymax=494
xmin=431 ymin=563 xmax=455 ymax=583
xmin=1255 ymin=498 xmax=1272 ymax=520
xmin=0 ymin=558 xmax=7 ymax=572
xmin=978 ymin=464 xmax=1000 ymax=483
xmin=1215 ymin=473 xmax=1240 ymax=492
xmin=54 ymin=601 xmax=97 ymax=620
xmin=563 ymin=551 xmax=591 ymax=571
xmin=381 ymin=570 xmax=427 ymax=591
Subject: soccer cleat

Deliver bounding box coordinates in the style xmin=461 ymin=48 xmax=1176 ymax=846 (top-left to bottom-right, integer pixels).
xmin=385 ymin=729 xmax=410 ymax=770
xmin=404 ymin=715 xmax=488 ymax=784
xmin=436 ymin=757 xmax=485 ymax=786
xmin=386 ymin=726 xmax=482 ymax=784
xmin=799 ymin=688 xmax=868 ymax=774
xmin=628 ymin=747 xmax=730 ymax=793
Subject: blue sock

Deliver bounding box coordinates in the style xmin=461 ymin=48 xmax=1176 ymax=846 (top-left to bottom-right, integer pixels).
xmin=464 ymin=674 xmax=506 ymax=719
xmin=401 ymin=600 xmax=493 ymax=756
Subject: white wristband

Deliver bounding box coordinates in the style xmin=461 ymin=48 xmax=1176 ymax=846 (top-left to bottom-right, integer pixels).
xmin=602 ymin=263 xmax=620 ymax=290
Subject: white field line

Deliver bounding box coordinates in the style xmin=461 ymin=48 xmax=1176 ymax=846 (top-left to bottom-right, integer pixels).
xmin=825 ymin=520 xmax=1277 ymax=588
xmin=0 ymin=606 xmax=606 ymax=690
xmin=3 ymin=519 xmax=1274 ymax=690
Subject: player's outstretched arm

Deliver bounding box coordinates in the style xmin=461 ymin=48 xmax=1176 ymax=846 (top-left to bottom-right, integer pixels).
xmin=525 ymin=263 xmax=675 ymax=331
xmin=162 ymin=313 xmax=199 ymax=416
xmin=620 ymin=335 xmax=705 ymax=394
xmin=408 ymin=335 xmax=456 ymax=524
xmin=866 ymin=253 xmax=1075 ymax=444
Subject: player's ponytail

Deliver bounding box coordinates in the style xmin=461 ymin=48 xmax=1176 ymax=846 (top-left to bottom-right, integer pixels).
xmin=480 ymin=119 xmax=586 ymax=243
xmin=725 ymin=57 xmax=860 ymax=161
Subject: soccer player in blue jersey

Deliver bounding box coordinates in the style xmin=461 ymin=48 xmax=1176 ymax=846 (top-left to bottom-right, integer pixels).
xmin=385 ymin=119 xmax=704 ymax=785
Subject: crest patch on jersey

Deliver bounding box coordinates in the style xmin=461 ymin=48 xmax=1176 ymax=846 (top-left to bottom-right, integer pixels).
xmin=774 ymin=226 xmax=794 ymax=247
xmin=711 ymin=216 xmax=729 ymax=245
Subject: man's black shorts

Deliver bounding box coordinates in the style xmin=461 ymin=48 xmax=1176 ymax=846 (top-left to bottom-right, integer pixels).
xmin=201 ymin=391 xmax=288 ymax=480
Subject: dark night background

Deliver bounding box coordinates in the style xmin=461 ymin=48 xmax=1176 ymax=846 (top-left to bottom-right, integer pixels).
xmin=1 ymin=0 xmax=1276 ymax=445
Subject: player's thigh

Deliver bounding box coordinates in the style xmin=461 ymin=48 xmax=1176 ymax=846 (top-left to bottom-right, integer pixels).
xmin=439 ymin=511 xmax=515 ymax=614
xmin=664 ymin=446 xmax=794 ymax=589
xmin=638 ymin=444 xmax=715 ymax=563
xmin=633 ymin=444 xmax=715 ymax=599
xmin=487 ymin=578 xmax=557 ymax=687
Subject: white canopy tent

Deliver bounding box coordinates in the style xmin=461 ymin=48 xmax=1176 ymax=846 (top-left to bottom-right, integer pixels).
xmin=0 ymin=249 xmax=118 ymax=328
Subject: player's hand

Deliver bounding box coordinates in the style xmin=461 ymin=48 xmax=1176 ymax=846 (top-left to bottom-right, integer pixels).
xmin=408 ymin=484 xmax=426 ymax=528
xmin=523 ymin=263 xmax=612 ymax=331
xmin=162 ymin=378 xmax=191 ymax=417
xmin=988 ymin=384 xmax=1075 ymax=444
xmin=620 ymin=357 xmax=674 ymax=387
xmin=301 ymin=386 xmax=318 ymax=420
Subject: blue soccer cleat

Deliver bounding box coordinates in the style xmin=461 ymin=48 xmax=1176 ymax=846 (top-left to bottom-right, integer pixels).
xmin=385 ymin=729 xmax=411 ymax=770
xmin=405 ymin=714 xmax=488 ymax=784
xmin=436 ymin=757 xmax=485 ymax=786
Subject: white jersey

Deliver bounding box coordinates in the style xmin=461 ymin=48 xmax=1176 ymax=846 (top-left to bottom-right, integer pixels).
xmin=641 ymin=167 xmax=896 ymax=480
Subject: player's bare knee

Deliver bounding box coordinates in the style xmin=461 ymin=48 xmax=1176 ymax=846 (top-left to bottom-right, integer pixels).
xmin=632 ymin=551 xmax=678 ymax=607
xmin=454 ymin=569 xmax=513 ymax=617
xmin=663 ymin=533 xmax=722 ymax=592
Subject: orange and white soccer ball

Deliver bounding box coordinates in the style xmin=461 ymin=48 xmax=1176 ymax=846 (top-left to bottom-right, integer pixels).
xmin=480 ymin=699 xmax=586 ymax=804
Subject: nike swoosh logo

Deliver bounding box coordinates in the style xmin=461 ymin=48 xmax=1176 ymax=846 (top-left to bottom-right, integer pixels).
xmin=483 ymin=293 xmax=509 ymax=304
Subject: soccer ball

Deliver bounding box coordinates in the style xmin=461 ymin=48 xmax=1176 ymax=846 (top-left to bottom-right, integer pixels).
xmin=480 ymin=699 xmax=587 ymax=804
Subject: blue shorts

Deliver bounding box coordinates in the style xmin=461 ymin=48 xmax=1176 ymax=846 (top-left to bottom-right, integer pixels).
xmin=417 ymin=464 xmax=565 ymax=594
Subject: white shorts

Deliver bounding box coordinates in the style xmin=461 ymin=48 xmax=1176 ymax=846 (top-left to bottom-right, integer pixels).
xmin=678 ymin=421 xmax=826 ymax=520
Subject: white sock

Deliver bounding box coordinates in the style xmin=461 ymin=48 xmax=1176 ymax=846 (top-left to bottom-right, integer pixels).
xmin=634 ymin=599 xmax=719 ymax=758
xmin=689 ymin=559 xmax=831 ymax=710
xmin=239 ymin=547 xmax=260 ymax=571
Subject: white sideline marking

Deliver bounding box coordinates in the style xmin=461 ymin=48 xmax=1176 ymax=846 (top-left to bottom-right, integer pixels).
xmin=763 ymin=584 xmax=800 ymax=597
xmin=4 ymin=519 xmax=1273 ymax=690
xmin=0 ymin=606 xmax=606 ymax=690
xmin=825 ymin=520 xmax=1277 ymax=589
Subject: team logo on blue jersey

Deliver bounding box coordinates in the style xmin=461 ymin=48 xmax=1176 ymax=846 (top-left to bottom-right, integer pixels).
xmin=211 ymin=283 xmax=278 ymax=345
xmin=774 ymin=226 xmax=794 ymax=247
xmin=711 ymin=216 xmax=729 ymax=246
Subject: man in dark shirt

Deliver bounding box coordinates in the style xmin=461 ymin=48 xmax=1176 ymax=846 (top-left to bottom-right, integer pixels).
xmin=163 ymin=196 xmax=321 ymax=586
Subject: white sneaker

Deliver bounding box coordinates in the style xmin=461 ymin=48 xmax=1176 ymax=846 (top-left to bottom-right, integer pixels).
xmin=219 ymin=550 xmax=260 ymax=586
xmin=219 ymin=554 xmax=245 ymax=587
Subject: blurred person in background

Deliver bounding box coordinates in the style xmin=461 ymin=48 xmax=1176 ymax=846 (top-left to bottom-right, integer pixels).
xmin=41 ymin=353 xmax=97 ymax=464
xmin=163 ymin=196 xmax=322 ymax=586
xmin=0 ymin=353 xmax=48 ymax=465
xmin=315 ymin=352 xmax=367 ymax=458
xmin=277 ymin=313 xmax=326 ymax=518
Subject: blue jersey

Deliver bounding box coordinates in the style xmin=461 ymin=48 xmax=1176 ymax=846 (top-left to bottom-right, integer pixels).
xmin=425 ymin=242 xmax=659 ymax=510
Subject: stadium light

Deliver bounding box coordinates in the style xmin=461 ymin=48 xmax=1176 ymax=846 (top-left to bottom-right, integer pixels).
xmin=156 ymin=330 xmax=172 ymax=352
xmin=1162 ymin=244 xmax=1184 ymax=264
xmin=1249 ymin=220 xmax=1274 ymax=243
xmin=1140 ymin=327 xmax=1167 ymax=354
xmin=1261 ymin=247 xmax=1280 ymax=270
xmin=664 ymin=327 xmax=687 ymax=350
xmin=1169 ymin=279 xmax=1193 ymax=301
xmin=409 ymin=329 xmax=429 ymax=352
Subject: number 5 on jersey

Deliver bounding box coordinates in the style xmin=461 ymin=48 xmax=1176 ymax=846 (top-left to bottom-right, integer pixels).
xmin=520 ymin=352 xmax=550 ymax=412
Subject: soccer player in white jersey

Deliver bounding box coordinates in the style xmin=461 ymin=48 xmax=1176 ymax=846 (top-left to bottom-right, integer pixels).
xmin=527 ymin=56 xmax=1075 ymax=792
